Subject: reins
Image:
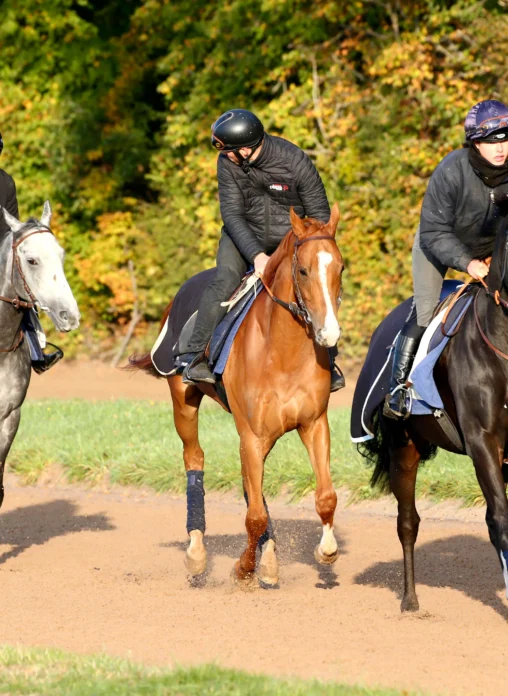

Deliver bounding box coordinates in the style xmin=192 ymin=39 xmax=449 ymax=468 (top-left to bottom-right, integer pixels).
xmin=441 ymin=267 xmax=508 ymax=361
xmin=0 ymin=227 xmax=53 ymax=354
xmin=259 ymin=233 xmax=337 ymax=325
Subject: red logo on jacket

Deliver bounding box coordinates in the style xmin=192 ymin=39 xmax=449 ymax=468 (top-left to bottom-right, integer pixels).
xmin=269 ymin=183 xmax=289 ymax=191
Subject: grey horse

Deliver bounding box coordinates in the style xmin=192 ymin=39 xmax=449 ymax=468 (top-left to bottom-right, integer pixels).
xmin=0 ymin=201 xmax=80 ymax=505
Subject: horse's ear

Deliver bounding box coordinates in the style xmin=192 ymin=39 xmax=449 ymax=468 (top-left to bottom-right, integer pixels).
xmin=0 ymin=207 xmax=24 ymax=233
xmin=40 ymin=200 xmax=52 ymax=228
xmin=290 ymin=206 xmax=306 ymax=239
xmin=327 ymin=202 xmax=340 ymax=238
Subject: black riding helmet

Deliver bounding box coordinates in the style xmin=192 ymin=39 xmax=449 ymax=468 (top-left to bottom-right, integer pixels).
xmin=211 ymin=109 xmax=264 ymax=158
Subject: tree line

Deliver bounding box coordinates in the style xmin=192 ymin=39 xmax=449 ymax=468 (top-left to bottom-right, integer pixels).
xmin=1 ymin=0 xmax=506 ymax=359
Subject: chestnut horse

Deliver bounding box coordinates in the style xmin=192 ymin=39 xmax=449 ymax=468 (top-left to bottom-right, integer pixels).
xmin=131 ymin=205 xmax=344 ymax=586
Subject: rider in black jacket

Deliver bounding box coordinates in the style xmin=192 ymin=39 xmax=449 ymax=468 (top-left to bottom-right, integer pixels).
xmin=178 ymin=109 xmax=344 ymax=389
xmin=384 ymin=99 xmax=508 ymax=419
xmin=0 ymin=133 xmax=62 ymax=373
xmin=0 ymin=135 xmax=19 ymax=233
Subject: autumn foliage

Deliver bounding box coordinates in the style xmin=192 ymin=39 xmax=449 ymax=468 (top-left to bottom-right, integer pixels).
xmin=1 ymin=0 xmax=507 ymax=358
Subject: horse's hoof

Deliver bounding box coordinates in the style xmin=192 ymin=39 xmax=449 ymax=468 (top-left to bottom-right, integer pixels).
xmin=231 ymin=562 xmax=258 ymax=590
xmin=314 ymin=544 xmax=338 ymax=565
xmin=184 ymin=551 xmax=207 ymax=576
xmin=185 ymin=530 xmax=207 ymax=576
xmin=258 ymin=539 xmax=279 ymax=587
xmin=401 ymin=595 xmax=420 ymax=613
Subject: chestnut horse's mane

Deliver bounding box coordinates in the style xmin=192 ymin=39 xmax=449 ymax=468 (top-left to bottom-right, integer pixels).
xmin=263 ymin=218 xmax=329 ymax=287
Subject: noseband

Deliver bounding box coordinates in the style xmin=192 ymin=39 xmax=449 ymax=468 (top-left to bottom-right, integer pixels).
xmin=0 ymin=227 xmax=53 ymax=310
xmin=260 ymin=234 xmax=342 ymax=326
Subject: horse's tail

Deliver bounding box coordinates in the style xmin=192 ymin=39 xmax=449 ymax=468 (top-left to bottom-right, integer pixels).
xmin=357 ymin=406 xmax=438 ymax=492
xmin=126 ymin=300 xmax=174 ymax=379
xmin=357 ymin=406 xmax=393 ymax=492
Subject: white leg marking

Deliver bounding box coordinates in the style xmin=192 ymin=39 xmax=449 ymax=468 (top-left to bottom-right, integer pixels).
xmin=320 ymin=523 xmax=338 ymax=556
xmin=501 ymin=551 xmax=508 ymax=599
xmin=317 ymin=251 xmax=340 ymax=345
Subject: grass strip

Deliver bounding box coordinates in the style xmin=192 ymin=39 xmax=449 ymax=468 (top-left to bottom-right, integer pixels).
xmin=9 ymin=400 xmax=482 ymax=506
xmin=0 ymin=645 xmax=425 ymax=696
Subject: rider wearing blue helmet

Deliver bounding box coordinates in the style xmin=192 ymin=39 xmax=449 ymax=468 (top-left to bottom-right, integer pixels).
xmin=384 ymin=99 xmax=508 ymax=419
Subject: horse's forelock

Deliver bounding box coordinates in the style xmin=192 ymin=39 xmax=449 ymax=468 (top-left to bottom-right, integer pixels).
xmin=264 ymin=217 xmax=332 ymax=286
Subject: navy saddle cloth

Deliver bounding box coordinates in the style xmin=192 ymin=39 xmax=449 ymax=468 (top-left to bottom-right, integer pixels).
xmin=151 ymin=268 xmax=261 ymax=377
xmin=350 ymin=280 xmax=473 ymax=442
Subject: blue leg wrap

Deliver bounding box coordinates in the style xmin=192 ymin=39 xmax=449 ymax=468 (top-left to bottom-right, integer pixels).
xmin=186 ymin=470 xmax=205 ymax=534
xmin=243 ymin=490 xmax=275 ymax=549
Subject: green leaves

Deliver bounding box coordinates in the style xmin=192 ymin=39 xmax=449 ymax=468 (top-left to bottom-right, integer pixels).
xmin=2 ymin=0 xmax=507 ymax=356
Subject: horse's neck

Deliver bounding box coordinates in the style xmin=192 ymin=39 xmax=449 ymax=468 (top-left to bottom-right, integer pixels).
xmin=262 ymin=255 xmax=313 ymax=351
xmin=0 ymin=234 xmax=21 ymax=334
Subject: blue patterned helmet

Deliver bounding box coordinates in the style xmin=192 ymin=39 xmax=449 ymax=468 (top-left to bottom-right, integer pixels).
xmin=464 ymin=100 xmax=508 ymax=142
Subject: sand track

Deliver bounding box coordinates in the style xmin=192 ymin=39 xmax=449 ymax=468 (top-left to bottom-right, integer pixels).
xmin=0 ymin=475 xmax=506 ymax=696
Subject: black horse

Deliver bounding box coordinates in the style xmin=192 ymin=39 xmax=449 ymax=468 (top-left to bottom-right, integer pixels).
xmin=356 ymin=216 xmax=508 ymax=612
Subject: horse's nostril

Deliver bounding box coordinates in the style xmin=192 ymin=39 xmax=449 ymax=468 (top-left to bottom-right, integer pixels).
xmin=59 ymin=311 xmax=68 ymax=321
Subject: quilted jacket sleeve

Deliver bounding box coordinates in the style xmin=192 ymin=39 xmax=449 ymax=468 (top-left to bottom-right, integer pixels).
xmin=0 ymin=171 xmax=19 ymax=236
xmin=295 ymin=152 xmax=330 ymax=223
xmin=419 ymin=161 xmax=473 ymax=272
xmin=217 ymin=156 xmax=264 ymax=263
xmin=5 ymin=174 xmax=19 ymax=219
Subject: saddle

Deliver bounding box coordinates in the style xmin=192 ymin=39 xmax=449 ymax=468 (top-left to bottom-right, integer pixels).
xmin=351 ymin=280 xmax=471 ymax=451
xmin=151 ymin=270 xmax=261 ymax=378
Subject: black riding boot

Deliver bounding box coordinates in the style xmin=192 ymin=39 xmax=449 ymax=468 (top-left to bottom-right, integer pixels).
xmin=328 ymin=346 xmax=345 ymax=392
xmin=32 ymin=343 xmax=64 ymax=375
xmin=182 ymin=352 xmax=216 ymax=385
xmin=383 ymin=335 xmax=421 ymax=419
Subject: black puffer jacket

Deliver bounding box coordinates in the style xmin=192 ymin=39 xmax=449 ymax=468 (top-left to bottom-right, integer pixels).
xmin=217 ymin=134 xmax=330 ymax=262
xmin=419 ymin=148 xmax=500 ymax=272
xmin=0 ymin=169 xmax=19 ymax=236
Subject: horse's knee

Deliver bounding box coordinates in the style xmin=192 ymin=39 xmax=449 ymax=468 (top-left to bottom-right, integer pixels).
xmin=397 ymin=510 xmax=420 ymax=545
xmin=315 ymin=489 xmax=337 ymax=524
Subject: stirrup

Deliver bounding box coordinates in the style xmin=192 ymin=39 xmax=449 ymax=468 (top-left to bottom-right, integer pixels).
xmin=383 ymin=385 xmax=412 ymax=420
xmin=182 ymin=354 xmax=216 ymax=385
xmin=331 ymin=365 xmax=345 ymax=392
xmin=32 ymin=343 xmax=64 ymax=375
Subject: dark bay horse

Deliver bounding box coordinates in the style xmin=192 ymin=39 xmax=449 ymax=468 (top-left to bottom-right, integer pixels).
xmin=130 ymin=205 xmax=344 ymax=586
xmin=359 ymin=217 xmax=508 ymax=612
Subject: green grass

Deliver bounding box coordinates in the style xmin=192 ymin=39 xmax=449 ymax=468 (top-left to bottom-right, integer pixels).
xmin=9 ymin=400 xmax=483 ymax=506
xmin=0 ymin=646 xmax=425 ymax=695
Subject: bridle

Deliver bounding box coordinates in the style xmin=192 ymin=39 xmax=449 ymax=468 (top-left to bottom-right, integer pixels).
xmin=0 ymin=227 xmax=53 ymax=353
xmin=260 ymin=233 xmax=342 ymax=327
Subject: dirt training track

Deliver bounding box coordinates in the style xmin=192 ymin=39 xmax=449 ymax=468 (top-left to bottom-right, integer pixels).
xmin=0 ymin=474 xmax=506 ymax=696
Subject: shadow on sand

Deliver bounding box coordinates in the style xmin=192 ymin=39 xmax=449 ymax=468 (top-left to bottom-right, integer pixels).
xmin=162 ymin=517 xmax=345 ymax=589
xmin=355 ymin=534 xmax=508 ymax=621
xmin=0 ymin=499 xmax=114 ymax=566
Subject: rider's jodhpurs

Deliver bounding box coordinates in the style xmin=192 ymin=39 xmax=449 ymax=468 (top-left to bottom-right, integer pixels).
xmin=183 ymin=233 xmax=249 ymax=354
xmin=412 ymin=226 xmax=448 ymax=328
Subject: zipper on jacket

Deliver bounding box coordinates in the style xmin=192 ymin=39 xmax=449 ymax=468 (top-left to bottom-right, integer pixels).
xmin=264 ymin=192 xmax=270 ymax=250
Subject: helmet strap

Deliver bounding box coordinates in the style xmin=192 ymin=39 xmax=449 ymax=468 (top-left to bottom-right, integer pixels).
xmin=232 ymin=137 xmax=264 ymax=170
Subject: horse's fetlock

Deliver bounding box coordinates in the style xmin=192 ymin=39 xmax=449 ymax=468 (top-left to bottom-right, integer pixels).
xmin=316 ymin=489 xmax=337 ymax=520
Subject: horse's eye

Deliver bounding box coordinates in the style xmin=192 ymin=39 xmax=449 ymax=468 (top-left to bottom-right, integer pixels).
xmin=27 ymin=258 xmax=38 ymax=266
xmin=299 ymin=268 xmax=308 ymax=277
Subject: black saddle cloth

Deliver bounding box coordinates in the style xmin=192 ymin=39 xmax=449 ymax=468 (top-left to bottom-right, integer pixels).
xmin=151 ymin=268 xmax=259 ymax=376
xmin=350 ymin=279 xmax=462 ymax=441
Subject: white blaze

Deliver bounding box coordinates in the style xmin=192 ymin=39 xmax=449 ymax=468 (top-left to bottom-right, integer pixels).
xmin=317 ymin=251 xmax=341 ymax=346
